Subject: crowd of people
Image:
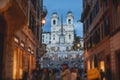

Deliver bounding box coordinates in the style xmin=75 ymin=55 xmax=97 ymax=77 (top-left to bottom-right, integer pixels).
xmin=22 ymin=64 xmax=83 ymax=80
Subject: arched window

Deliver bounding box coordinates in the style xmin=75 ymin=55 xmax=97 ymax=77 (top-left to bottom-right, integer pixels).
xmin=69 ymin=34 xmax=71 ymax=39
xmin=53 ymin=34 xmax=55 ymax=40
xmin=53 ymin=20 xmax=56 ymax=25
xmin=68 ymin=19 xmax=71 ymax=24
xmin=66 ymin=47 xmax=69 ymax=51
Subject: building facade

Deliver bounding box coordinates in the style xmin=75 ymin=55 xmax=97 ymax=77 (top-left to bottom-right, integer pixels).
xmin=81 ymin=0 xmax=120 ymax=80
xmin=41 ymin=12 xmax=84 ymax=69
xmin=51 ymin=12 xmax=74 ymax=44
xmin=42 ymin=32 xmax=51 ymax=44
xmin=0 ymin=0 xmax=47 ymax=79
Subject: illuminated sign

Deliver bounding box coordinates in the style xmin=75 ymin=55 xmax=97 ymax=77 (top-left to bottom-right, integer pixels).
xmin=87 ymin=68 xmax=100 ymax=79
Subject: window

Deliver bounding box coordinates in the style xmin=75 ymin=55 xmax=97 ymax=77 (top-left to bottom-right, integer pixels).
xmin=92 ymin=27 xmax=100 ymax=46
xmin=53 ymin=34 xmax=55 ymax=40
xmin=66 ymin=47 xmax=69 ymax=51
xmin=42 ymin=39 xmax=44 ymax=42
xmin=53 ymin=20 xmax=56 ymax=25
xmin=42 ymin=35 xmax=44 ymax=38
xmin=104 ymin=16 xmax=110 ymax=36
xmin=68 ymin=19 xmax=71 ymax=24
xmin=89 ymin=0 xmax=99 ymax=25
xmin=100 ymin=16 xmax=110 ymax=39
xmin=87 ymin=37 xmax=92 ymax=49
xmin=69 ymin=34 xmax=71 ymax=39
xmin=96 ymin=28 xmax=100 ymax=44
xmin=101 ymin=23 xmax=104 ymax=40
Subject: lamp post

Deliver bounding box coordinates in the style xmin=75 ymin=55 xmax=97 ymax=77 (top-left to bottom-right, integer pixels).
xmin=38 ymin=18 xmax=46 ymax=26
xmin=42 ymin=18 xmax=46 ymax=24
xmin=77 ymin=43 xmax=80 ymax=47
xmin=77 ymin=43 xmax=81 ymax=51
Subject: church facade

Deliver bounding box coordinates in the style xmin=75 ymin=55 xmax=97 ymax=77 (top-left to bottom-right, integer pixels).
xmin=51 ymin=11 xmax=74 ymax=44
xmin=42 ymin=11 xmax=84 ymax=68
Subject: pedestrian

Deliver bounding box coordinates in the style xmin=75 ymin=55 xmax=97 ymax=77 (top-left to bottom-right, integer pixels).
xmin=71 ymin=67 xmax=77 ymax=80
xmin=106 ymin=65 xmax=112 ymax=80
xmin=22 ymin=68 xmax=28 ymax=80
xmin=31 ymin=67 xmax=41 ymax=80
xmin=100 ymin=69 xmax=105 ymax=80
xmin=77 ymin=68 xmax=83 ymax=80
xmin=40 ymin=68 xmax=49 ymax=80
xmin=60 ymin=64 xmax=71 ymax=80
xmin=49 ymin=69 xmax=56 ymax=80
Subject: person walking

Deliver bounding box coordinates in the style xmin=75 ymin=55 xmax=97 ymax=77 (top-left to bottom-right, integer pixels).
xmin=106 ymin=65 xmax=112 ymax=80
xmin=71 ymin=67 xmax=77 ymax=80
xmin=100 ymin=69 xmax=105 ymax=80
xmin=31 ymin=67 xmax=41 ymax=80
xmin=40 ymin=68 xmax=49 ymax=80
xmin=49 ymin=69 xmax=56 ymax=80
xmin=60 ymin=64 xmax=71 ymax=80
xmin=22 ymin=70 xmax=28 ymax=80
xmin=22 ymin=68 xmax=28 ymax=80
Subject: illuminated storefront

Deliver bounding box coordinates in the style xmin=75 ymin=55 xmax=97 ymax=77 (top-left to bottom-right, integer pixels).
xmin=12 ymin=35 xmax=36 ymax=80
xmin=86 ymin=53 xmax=106 ymax=80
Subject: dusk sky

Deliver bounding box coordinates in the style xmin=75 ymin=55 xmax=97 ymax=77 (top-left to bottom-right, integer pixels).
xmin=43 ymin=0 xmax=83 ymax=37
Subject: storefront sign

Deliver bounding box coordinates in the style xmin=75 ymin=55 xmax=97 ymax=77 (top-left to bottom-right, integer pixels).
xmin=87 ymin=68 xmax=100 ymax=80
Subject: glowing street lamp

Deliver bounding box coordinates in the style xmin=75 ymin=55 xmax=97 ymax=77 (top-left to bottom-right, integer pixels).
xmin=38 ymin=18 xmax=46 ymax=26
xmin=42 ymin=18 xmax=46 ymax=24
xmin=77 ymin=43 xmax=81 ymax=48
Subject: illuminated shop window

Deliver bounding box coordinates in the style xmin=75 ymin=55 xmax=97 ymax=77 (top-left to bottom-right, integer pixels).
xmin=100 ymin=61 xmax=105 ymax=72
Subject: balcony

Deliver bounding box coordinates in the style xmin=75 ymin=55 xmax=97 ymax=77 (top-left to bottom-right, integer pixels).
xmin=81 ymin=3 xmax=91 ymax=22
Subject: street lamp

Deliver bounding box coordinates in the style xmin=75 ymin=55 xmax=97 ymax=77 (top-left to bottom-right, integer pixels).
xmin=42 ymin=18 xmax=46 ymax=24
xmin=38 ymin=18 xmax=46 ymax=26
xmin=77 ymin=43 xmax=81 ymax=48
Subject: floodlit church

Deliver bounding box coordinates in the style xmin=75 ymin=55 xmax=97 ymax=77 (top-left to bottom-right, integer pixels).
xmin=42 ymin=11 xmax=84 ymax=68
xmin=51 ymin=11 xmax=74 ymax=44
